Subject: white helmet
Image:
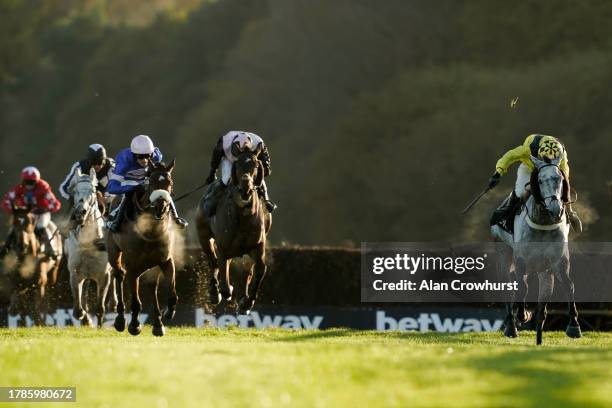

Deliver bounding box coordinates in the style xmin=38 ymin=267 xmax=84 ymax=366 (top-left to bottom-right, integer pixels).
xmin=130 ymin=135 xmax=155 ymax=155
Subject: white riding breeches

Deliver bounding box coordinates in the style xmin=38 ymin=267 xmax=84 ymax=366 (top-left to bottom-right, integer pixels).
xmin=221 ymin=158 xmax=233 ymax=185
xmin=34 ymin=212 xmax=51 ymax=230
xmin=515 ymin=163 xmax=532 ymax=199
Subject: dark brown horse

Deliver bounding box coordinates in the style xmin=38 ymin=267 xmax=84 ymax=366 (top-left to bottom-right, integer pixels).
xmin=106 ymin=160 xmax=178 ymax=336
xmin=5 ymin=205 xmax=62 ymax=325
xmin=196 ymin=147 xmax=272 ymax=314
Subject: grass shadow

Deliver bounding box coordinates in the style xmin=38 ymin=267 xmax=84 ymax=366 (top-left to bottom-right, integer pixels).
xmin=468 ymin=347 xmax=611 ymax=408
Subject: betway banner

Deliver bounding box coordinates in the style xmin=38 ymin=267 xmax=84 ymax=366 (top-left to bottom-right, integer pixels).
xmin=1 ymin=305 xmax=505 ymax=333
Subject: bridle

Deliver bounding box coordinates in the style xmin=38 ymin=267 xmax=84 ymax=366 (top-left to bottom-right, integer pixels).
xmin=138 ymin=170 xmax=173 ymax=221
xmin=72 ymin=181 xmax=102 ymax=226
xmin=526 ymin=163 xmax=566 ymax=230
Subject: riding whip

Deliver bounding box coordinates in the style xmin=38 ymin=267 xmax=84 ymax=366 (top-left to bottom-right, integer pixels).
xmin=174 ymin=182 xmax=209 ymax=203
xmin=461 ymin=186 xmax=491 ymax=214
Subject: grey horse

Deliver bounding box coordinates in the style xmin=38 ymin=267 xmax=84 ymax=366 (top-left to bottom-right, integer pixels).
xmin=195 ymin=147 xmax=272 ymax=315
xmin=65 ymin=171 xmax=115 ymax=327
xmin=491 ymin=155 xmax=581 ymax=345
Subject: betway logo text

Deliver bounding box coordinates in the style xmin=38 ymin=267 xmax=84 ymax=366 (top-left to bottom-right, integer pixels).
xmin=376 ymin=311 xmax=503 ymax=332
xmin=195 ymin=309 xmax=323 ymax=329
xmin=7 ymin=309 xmax=148 ymax=328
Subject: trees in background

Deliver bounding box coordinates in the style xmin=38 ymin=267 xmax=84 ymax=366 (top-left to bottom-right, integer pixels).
xmin=2 ymin=0 xmax=611 ymax=244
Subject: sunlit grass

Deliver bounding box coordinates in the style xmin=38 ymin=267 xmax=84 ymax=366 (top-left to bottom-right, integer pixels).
xmin=1 ymin=328 xmax=611 ymax=407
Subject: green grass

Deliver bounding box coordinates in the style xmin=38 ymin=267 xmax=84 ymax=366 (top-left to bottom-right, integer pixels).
xmin=1 ymin=328 xmax=611 ymax=408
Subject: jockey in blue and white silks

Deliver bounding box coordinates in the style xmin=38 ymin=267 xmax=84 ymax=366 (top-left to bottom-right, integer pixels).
xmin=105 ymin=135 xmax=187 ymax=232
xmin=59 ymin=143 xmax=115 ymax=203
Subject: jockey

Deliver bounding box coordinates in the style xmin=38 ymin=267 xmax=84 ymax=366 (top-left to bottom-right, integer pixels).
xmin=105 ymin=135 xmax=187 ymax=232
xmin=205 ymin=131 xmax=277 ymax=214
xmin=488 ymin=134 xmax=582 ymax=233
xmin=59 ymin=143 xmax=115 ymax=204
xmin=0 ymin=166 xmax=61 ymax=258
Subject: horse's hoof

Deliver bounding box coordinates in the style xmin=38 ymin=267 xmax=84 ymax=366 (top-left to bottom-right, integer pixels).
xmin=566 ymin=324 xmax=582 ymax=339
xmin=503 ymin=324 xmax=518 ymax=338
xmin=237 ymin=297 xmax=254 ymax=315
xmin=114 ymin=315 xmax=126 ymax=332
xmin=73 ymin=309 xmax=85 ymax=321
xmin=128 ymin=322 xmax=142 ymax=336
xmin=82 ymin=314 xmax=91 ymax=327
xmin=518 ymin=310 xmax=532 ymax=324
xmin=220 ymin=284 xmax=233 ymax=301
xmin=152 ymin=324 xmax=166 ymax=337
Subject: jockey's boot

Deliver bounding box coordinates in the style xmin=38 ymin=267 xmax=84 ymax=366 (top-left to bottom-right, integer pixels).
xmin=36 ymin=227 xmax=58 ymax=260
xmin=567 ymin=203 xmax=583 ymax=233
xmin=169 ymin=200 xmax=188 ymax=229
xmin=258 ymin=181 xmax=277 ymax=213
xmin=490 ymin=190 xmax=520 ymax=227
xmin=106 ymin=195 xmax=127 ymax=233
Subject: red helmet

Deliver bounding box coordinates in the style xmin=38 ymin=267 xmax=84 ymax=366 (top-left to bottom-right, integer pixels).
xmin=21 ymin=166 xmax=41 ymax=182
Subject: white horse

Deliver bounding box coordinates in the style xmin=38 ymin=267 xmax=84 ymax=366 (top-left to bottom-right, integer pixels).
xmin=65 ymin=170 xmax=115 ymax=327
xmin=492 ymin=155 xmax=581 ymax=345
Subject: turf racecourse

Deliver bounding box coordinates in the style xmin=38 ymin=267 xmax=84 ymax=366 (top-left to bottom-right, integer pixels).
xmin=1 ymin=328 xmax=611 ymax=408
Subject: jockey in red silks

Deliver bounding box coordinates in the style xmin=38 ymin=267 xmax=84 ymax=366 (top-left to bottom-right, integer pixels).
xmin=1 ymin=166 xmax=61 ymax=258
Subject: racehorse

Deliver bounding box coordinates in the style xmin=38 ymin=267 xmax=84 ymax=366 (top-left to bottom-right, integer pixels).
xmin=65 ymin=171 xmax=115 ymax=327
xmin=5 ymin=204 xmax=62 ymax=325
xmin=491 ymin=155 xmax=581 ymax=345
xmin=195 ymin=146 xmax=272 ymax=315
xmin=107 ymin=160 xmax=178 ymax=336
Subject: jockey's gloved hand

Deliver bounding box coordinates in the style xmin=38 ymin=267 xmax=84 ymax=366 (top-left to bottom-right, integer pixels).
xmin=488 ymin=172 xmax=501 ymax=189
xmin=205 ymin=169 xmax=216 ymax=185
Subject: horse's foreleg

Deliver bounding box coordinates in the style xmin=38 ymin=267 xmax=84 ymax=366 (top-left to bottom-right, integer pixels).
xmin=515 ymin=258 xmax=531 ymax=324
xmin=34 ymin=264 xmax=48 ymax=326
xmin=97 ymin=272 xmax=112 ymax=328
xmin=108 ymin=243 xmax=126 ymax=332
xmin=150 ymin=272 xmax=165 ymax=336
xmin=201 ymin=238 xmax=221 ymax=305
xmin=70 ymin=272 xmax=86 ymax=321
xmin=160 ymin=259 xmax=177 ymax=321
xmin=556 ymin=256 xmax=581 ymax=338
xmin=535 ymin=272 xmax=554 ymax=345
xmin=238 ymin=246 xmax=267 ymax=315
xmin=218 ymin=258 xmax=233 ymax=301
xmin=127 ymin=271 xmax=142 ymax=336
xmin=498 ymin=246 xmax=517 ymax=338
xmin=106 ymin=272 xmax=118 ymax=312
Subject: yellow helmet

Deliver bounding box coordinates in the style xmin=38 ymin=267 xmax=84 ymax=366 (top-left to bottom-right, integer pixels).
xmin=537 ymin=137 xmax=562 ymax=161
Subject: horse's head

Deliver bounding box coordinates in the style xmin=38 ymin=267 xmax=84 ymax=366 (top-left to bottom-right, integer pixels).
xmin=146 ymin=159 xmax=175 ymax=220
xmin=11 ymin=204 xmax=36 ymax=256
xmin=72 ymin=171 xmax=98 ymax=226
xmin=231 ymin=146 xmax=263 ymax=207
xmin=531 ymin=155 xmax=566 ymax=221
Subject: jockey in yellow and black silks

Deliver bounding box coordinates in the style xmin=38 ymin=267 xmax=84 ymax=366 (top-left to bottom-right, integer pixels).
xmin=488 ymin=134 xmax=582 ymax=233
